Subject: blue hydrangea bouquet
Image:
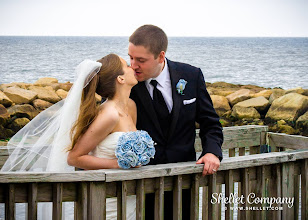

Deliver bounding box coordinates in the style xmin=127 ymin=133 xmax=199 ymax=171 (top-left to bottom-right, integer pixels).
xmin=115 ymin=130 xmax=155 ymax=169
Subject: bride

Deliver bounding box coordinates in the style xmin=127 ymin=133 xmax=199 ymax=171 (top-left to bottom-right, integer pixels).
xmin=1 ymin=54 xmax=140 ymax=219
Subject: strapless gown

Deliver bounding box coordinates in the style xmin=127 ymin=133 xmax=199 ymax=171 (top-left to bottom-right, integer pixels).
xmin=91 ymin=132 xmax=136 ymax=220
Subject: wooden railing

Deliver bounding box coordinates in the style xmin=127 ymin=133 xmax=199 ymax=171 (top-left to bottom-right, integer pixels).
xmin=0 ymin=125 xmax=307 ymax=220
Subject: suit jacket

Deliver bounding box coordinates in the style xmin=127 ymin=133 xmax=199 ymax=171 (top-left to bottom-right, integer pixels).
xmin=130 ymin=59 xmax=223 ymax=165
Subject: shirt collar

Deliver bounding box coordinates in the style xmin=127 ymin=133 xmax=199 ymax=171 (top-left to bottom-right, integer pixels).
xmin=146 ymin=58 xmax=168 ymax=88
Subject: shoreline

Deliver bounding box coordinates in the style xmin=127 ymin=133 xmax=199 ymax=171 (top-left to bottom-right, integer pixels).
xmin=0 ymin=78 xmax=307 ymax=141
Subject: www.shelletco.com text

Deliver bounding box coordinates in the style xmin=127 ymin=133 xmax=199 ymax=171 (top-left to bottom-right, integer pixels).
xmin=225 ymin=206 xmax=284 ymax=211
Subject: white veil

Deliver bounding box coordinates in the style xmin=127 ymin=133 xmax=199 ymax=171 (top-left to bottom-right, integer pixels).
xmin=1 ymin=59 xmax=102 ymax=172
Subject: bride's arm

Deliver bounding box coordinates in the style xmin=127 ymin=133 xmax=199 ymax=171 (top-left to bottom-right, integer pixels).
xmin=67 ymin=107 xmax=120 ymax=170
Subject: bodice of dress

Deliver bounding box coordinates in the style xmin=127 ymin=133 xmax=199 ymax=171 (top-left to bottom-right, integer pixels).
xmin=90 ymin=131 xmax=136 ymax=220
xmin=90 ymin=132 xmax=124 ymax=159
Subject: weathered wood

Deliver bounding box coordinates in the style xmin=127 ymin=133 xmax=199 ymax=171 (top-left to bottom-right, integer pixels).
xmin=5 ymin=184 xmax=15 ymax=220
xmin=190 ymin=173 xmax=200 ymax=220
xmin=276 ymin=164 xmax=282 ymax=220
xmin=217 ymin=184 xmax=221 ymax=220
xmin=225 ymin=170 xmax=234 ymax=220
xmin=282 ymin=162 xmax=295 ymax=219
xmin=0 ymin=146 xmax=9 ymax=170
xmin=261 ymin=166 xmax=268 ymax=220
xmin=268 ymin=132 xmax=308 ymax=150
xmin=240 ymin=168 xmax=250 ymax=220
xmin=202 ymin=186 xmax=208 ymax=220
xmin=294 ymin=174 xmax=300 ymax=220
xmin=208 ymin=174 xmax=217 ymax=220
xmin=173 ymin=175 xmax=182 ymax=220
xmin=221 ymin=125 xmax=267 ymax=150
xmin=195 ymin=125 xmax=268 ymax=152
xmin=101 ymin=150 xmax=308 ymax=182
xmin=1 ymin=150 xmax=307 ymax=186
xmin=229 ymin=148 xmax=235 ymax=157
xmin=154 ymin=177 xmax=164 ymax=220
xmin=52 ymin=183 xmax=63 ymax=220
xmin=75 ymin=182 xmax=87 ymax=220
xmin=136 ymin=179 xmax=145 ymax=220
xmin=0 ymin=170 xmax=106 ymax=183
xmin=28 ymin=183 xmax=38 ymax=220
xmin=88 ymin=181 xmax=106 ymax=220
xmin=249 ymin=146 xmax=259 ymax=155
xmin=302 ymin=159 xmax=308 ymax=220
xmin=117 ymin=181 xmax=127 ymax=220
xmin=0 ymin=133 xmax=307 ymax=220
xmin=239 ymin=147 xmax=246 ymax=156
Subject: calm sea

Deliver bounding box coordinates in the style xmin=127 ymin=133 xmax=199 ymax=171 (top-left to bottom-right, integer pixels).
xmin=0 ymin=36 xmax=308 ymax=89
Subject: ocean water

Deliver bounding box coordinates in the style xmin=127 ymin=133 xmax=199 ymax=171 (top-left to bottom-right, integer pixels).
xmin=0 ymin=36 xmax=307 ymax=89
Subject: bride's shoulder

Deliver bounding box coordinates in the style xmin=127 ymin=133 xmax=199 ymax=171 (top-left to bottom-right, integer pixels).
xmin=97 ymin=102 xmax=119 ymax=122
xmin=128 ymin=98 xmax=136 ymax=109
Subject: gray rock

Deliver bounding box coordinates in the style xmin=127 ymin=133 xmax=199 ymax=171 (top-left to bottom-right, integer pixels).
xmin=210 ymin=95 xmax=231 ymax=117
xmin=3 ymin=86 xmax=37 ymax=104
xmin=231 ymin=106 xmax=261 ymax=120
xmin=7 ymin=104 xmax=39 ymax=120
xmin=266 ymin=93 xmax=308 ymax=122
xmin=234 ymin=96 xmax=269 ymax=112
xmin=226 ymin=89 xmax=254 ymax=106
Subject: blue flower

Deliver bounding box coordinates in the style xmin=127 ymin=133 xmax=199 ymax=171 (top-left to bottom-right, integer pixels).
xmin=176 ymin=79 xmax=187 ymax=95
xmin=139 ymin=154 xmax=150 ymax=165
xmin=116 ymin=130 xmax=156 ymax=169
xmin=117 ymin=157 xmax=131 ymax=169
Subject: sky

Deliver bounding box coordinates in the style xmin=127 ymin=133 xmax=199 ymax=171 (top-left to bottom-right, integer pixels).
xmin=0 ymin=0 xmax=307 ymax=37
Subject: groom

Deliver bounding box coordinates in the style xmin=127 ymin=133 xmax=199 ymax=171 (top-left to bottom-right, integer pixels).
xmin=129 ymin=25 xmax=223 ymax=219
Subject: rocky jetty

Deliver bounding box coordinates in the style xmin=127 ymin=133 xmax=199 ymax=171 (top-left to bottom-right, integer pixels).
xmin=0 ymin=78 xmax=307 ymax=140
xmin=207 ymin=82 xmax=308 ymax=136
xmin=0 ymin=78 xmax=102 ymax=140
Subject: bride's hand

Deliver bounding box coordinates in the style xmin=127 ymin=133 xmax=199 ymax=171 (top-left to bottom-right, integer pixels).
xmin=132 ymin=165 xmax=141 ymax=168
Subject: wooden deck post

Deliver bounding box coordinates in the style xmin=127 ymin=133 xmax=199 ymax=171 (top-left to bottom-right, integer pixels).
xmin=190 ymin=173 xmax=200 ymax=220
xmin=52 ymin=183 xmax=63 ymax=220
xmin=154 ymin=177 xmax=164 ymax=220
xmin=75 ymin=182 xmax=88 ymax=220
xmin=225 ymin=170 xmax=234 ymax=220
xmin=302 ymin=159 xmax=308 ymax=220
xmin=136 ymin=179 xmax=145 ymax=220
xmin=208 ymin=173 xmax=217 ymax=220
xmin=88 ymin=181 xmax=106 ymax=220
xmin=117 ymin=181 xmax=127 ymax=220
xmin=282 ymin=162 xmax=295 ymax=219
xmin=173 ymin=175 xmax=182 ymax=220
xmin=240 ymin=168 xmax=250 ymax=220
xmin=5 ymin=184 xmax=15 ymax=220
xmin=28 ymin=183 xmax=38 ymax=220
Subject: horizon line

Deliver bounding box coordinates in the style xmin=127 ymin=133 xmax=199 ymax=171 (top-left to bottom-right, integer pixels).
xmin=1 ymin=35 xmax=308 ymax=38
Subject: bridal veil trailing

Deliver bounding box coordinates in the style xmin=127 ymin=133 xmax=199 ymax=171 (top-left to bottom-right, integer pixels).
xmin=1 ymin=59 xmax=102 ymax=172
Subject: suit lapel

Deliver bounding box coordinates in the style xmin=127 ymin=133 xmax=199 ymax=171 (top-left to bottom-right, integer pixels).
xmin=168 ymin=60 xmax=182 ymax=140
xmin=133 ymin=82 xmax=164 ymax=138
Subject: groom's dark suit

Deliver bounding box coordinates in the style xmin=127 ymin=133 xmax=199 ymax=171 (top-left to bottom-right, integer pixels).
xmin=130 ymin=59 xmax=223 ymax=219
xmin=130 ymin=59 xmax=223 ymax=164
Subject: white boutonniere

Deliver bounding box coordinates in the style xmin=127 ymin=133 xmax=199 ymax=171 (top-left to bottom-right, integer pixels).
xmin=176 ymin=79 xmax=187 ymax=95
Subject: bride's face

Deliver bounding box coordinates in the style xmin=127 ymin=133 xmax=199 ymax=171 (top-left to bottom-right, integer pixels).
xmin=120 ymin=57 xmax=138 ymax=86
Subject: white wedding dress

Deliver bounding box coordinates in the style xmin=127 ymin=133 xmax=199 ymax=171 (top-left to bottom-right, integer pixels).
xmin=91 ymin=132 xmax=136 ymax=220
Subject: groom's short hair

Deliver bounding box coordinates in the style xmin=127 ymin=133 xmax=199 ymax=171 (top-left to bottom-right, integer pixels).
xmin=129 ymin=24 xmax=168 ymax=58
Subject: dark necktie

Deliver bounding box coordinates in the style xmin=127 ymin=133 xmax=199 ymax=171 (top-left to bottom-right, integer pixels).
xmin=150 ymin=80 xmax=170 ymax=137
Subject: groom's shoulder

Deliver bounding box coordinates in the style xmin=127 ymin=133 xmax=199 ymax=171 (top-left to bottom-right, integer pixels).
xmin=167 ymin=59 xmax=200 ymax=73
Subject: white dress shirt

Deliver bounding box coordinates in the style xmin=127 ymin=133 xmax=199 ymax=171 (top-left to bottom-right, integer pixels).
xmin=145 ymin=59 xmax=173 ymax=113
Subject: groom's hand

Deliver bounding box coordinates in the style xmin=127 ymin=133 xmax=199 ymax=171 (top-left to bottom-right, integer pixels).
xmin=196 ymin=153 xmax=220 ymax=176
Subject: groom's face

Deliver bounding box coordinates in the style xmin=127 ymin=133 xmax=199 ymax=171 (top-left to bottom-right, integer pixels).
xmin=128 ymin=43 xmax=165 ymax=82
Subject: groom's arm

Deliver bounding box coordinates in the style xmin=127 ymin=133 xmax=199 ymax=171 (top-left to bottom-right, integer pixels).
xmin=195 ymin=69 xmax=223 ymax=174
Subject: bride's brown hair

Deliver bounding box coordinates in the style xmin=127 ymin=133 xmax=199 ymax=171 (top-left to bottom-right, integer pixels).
xmin=68 ymin=54 xmax=124 ymax=150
